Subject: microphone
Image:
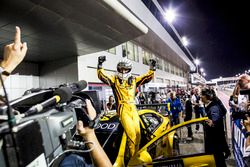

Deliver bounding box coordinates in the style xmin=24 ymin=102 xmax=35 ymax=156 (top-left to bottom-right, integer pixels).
xmin=61 ymin=80 xmax=87 ymax=94
xmin=24 ymin=87 xmax=72 ymax=116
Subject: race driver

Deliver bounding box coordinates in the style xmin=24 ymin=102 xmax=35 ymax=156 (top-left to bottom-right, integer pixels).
xmin=97 ymin=53 xmax=156 ymax=158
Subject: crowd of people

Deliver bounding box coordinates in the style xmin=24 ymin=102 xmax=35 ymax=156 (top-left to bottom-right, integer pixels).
xmin=229 ymin=74 xmax=250 ymax=165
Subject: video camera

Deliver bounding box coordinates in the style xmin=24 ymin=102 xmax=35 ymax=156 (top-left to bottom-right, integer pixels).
xmin=231 ymin=88 xmax=250 ymax=120
xmin=0 ymin=81 xmax=101 ymax=167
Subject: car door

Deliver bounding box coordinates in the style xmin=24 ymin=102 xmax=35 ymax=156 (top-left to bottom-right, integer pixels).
xmin=129 ymin=118 xmax=216 ymax=167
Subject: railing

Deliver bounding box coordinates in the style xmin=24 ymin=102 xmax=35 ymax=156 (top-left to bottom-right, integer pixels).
xmin=231 ymin=118 xmax=249 ymax=166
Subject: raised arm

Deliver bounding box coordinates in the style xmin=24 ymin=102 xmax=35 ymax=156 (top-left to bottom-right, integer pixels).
xmin=135 ymin=59 xmax=156 ymax=87
xmin=0 ymin=26 xmax=27 ymax=82
xmin=97 ymin=56 xmax=114 ymax=86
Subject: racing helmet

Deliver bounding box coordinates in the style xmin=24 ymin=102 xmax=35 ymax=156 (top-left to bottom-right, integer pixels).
xmin=116 ymin=58 xmax=132 ymax=80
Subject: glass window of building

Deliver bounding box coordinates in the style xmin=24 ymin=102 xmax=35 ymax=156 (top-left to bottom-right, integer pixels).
xmin=149 ymin=53 xmax=157 ymax=66
xmin=166 ymin=61 xmax=170 ymax=72
xmin=156 ymin=57 xmax=163 ymax=70
xmin=107 ymin=47 xmax=116 ymax=54
xmin=171 ymin=64 xmax=175 ymax=74
xmin=165 ymin=79 xmax=170 ymax=86
xmin=175 ymin=67 xmax=179 ymax=76
xmin=156 ymin=77 xmax=164 ymax=83
xmin=142 ymin=49 xmax=151 ymax=65
xmin=150 ymin=53 xmax=156 ymax=60
xmin=127 ymin=42 xmax=134 ymax=59
xmin=177 ymin=68 xmax=180 ymax=76
xmin=171 ymin=80 xmax=175 ymax=86
xmin=163 ymin=61 xmax=168 ymax=72
xmin=122 ymin=42 xmax=139 ymax=62
xmin=183 ymin=72 xmax=187 ymax=78
xmin=180 ymin=69 xmax=183 ymax=77
xmin=134 ymin=44 xmax=139 ymax=62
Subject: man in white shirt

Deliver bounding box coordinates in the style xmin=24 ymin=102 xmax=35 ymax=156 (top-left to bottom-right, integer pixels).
xmin=191 ymin=87 xmax=204 ymax=132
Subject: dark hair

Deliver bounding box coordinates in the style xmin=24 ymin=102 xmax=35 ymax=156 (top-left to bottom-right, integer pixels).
xmin=201 ymin=88 xmax=213 ymax=100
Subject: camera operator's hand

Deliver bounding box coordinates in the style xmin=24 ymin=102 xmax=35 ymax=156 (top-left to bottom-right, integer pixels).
xmin=76 ymin=99 xmax=112 ymax=167
xmin=97 ymin=56 xmax=106 ymax=69
xmin=77 ymin=99 xmax=96 ymax=137
xmin=1 ymin=26 xmax=27 ymax=76
xmin=149 ymin=59 xmax=156 ymax=71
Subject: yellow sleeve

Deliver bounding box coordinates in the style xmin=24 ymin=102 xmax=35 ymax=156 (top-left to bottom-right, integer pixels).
xmin=135 ymin=70 xmax=154 ymax=87
xmin=97 ymin=68 xmax=115 ymax=86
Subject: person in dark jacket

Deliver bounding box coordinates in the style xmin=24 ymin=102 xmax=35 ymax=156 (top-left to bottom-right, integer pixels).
xmin=210 ymin=88 xmax=231 ymax=158
xmin=183 ymin=95 xmax=193 ymax=140
xmin=201 ymin=88 xmax=229 ymax=167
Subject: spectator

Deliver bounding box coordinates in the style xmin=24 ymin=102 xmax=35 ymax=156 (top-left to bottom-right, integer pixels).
xmin=243 ymin=115 xmax=250 ymax=165
xmin=161 ymin=92 xmax=167 ymax=103
xmin=138 ymin=92 xmax=146 ymax=105
xmin=150 ymin=91 xmax=156 ymax=104
xmin=201 ymin=88 xmax=229 ymax=167
xmin=238 ymin=74 xmax=250 ymax=89
xmin=59 ymin=100 xmax=112 ymax=167
xmin=211 ymin=88 xmax=227 ymax=116
xmin=106 ymin=95 xmax=116 ymax=111
xmin=238 ymin=74 xmax=250 ymax=112
xmin=229 ymin=95 xmax=238 ymax=113
xmin=191 ymin=87 xmax=204 ymax=132
xmin=231 ymin=75 xmax=250 ymax=130
xmin=211 ymin=88 xmax=231 ymax=158
xmin=155 ymin=92 xmax=161 ymax=104
xmin=0 ymin=26 xmax=27 ymax=85
xmin=166 ymin=91 xmax=183 ymax=125
xmin=183 ymin=94 xmax=193 ymax=140
xmin=236 ymin=74 xmax=250 ymax=165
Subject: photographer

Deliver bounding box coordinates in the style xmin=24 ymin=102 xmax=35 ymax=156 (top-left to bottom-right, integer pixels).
xmin=238 ymin=74 xmax=250 ymax=111
xmin=60 ymin=99 xmax=112 ymax=167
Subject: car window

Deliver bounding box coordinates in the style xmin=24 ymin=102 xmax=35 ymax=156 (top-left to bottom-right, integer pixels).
xmin=140 ymin=113 xmax=163 ymax=133
xmin=147 ymin=122 xmax=205 ymax=160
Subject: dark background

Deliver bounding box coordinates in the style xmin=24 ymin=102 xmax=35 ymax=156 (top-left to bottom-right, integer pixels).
xmin=158 ymin=0 xmax=250 ymax=80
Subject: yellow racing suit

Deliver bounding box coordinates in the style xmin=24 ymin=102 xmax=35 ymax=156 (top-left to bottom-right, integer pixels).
xmin=97 ymin=68 xmax=154 ymax=157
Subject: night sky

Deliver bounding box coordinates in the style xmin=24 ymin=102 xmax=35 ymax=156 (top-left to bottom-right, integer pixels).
xmin=158 ymin=0 xmax=250 ymax=80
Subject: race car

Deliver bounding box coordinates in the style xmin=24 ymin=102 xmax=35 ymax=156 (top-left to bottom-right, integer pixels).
xmin=95 ymin=109 xmax=216 ymax=167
